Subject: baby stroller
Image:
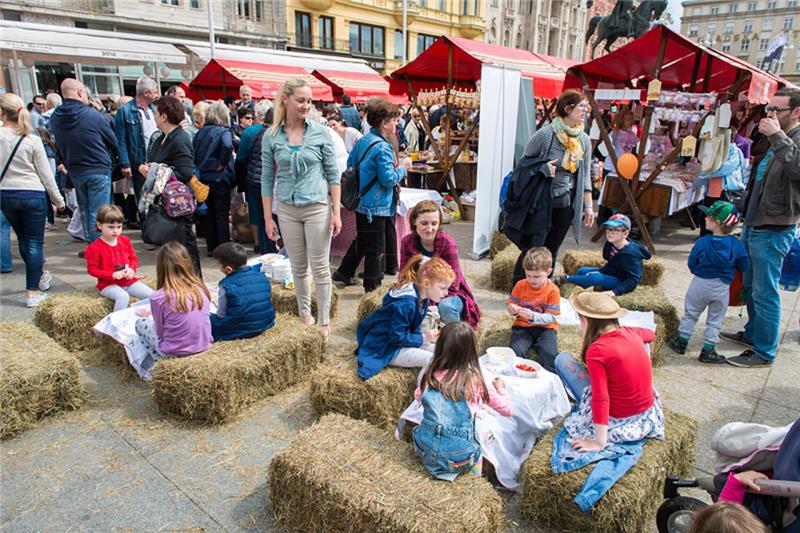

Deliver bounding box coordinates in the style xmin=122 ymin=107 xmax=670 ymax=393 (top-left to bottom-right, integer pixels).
xmin=656 ymin=418 xmax=800 ymax=533
xmin=657 ymin=475 xmax=800 ymax=532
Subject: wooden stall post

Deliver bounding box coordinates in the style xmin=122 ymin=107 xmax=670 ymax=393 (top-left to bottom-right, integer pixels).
xmin=436 ymin=114 xmax=480 ymax=193
xmin=404 ymin=75 xmax=444 ymax=164
xmin=579 ymin=69 xmax=657 ymax=253
xmin=538 ymin=99 xmax=557 ymax=129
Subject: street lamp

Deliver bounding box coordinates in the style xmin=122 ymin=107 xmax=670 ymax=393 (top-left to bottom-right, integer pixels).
xmin=207 ymin=0 xmax=216 ymax=59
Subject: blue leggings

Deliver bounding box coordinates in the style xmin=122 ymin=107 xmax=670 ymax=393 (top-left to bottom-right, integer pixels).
xmin=555 ymin=352 xmax=591 ymax=402
xmin=566 ymin=267 xmax=621 ymax=291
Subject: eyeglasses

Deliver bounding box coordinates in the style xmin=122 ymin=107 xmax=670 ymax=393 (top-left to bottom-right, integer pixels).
xmin=765 ymin=106 xmax=794 ymax=114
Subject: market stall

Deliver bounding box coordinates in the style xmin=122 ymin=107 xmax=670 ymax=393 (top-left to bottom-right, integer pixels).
xmin=563 ymin=25 xmax=789 ymax=253
xmin=312 ymin=69 xmax=406 ymax=104
xmin=188 ymin=58 xmax=333 ymax=101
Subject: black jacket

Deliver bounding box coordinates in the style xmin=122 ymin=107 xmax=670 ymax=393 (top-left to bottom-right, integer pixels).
xmin=503 ymin=154 xmax=554 ymax=250
xmin=147 ymin=127 xmax=194 ymax=183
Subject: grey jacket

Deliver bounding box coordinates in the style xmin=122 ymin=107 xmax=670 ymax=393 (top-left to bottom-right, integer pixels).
xmin=745 ymin=125 xmax=800 ymax=227
xmin=523 ymin=124 xmax=592 ymax=243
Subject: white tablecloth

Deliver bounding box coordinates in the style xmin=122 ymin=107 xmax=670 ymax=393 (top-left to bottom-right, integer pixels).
xmin=397 ymin=359 xmax=571 ymax=491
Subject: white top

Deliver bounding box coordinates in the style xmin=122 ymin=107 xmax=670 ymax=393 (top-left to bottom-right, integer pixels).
xmin=0 ymin=127 xmax=65 ymax=208
xmin=343 ymin=127 xmax=363 ymax=153
xmin=138 ymin=106 xmax=158 ymax=148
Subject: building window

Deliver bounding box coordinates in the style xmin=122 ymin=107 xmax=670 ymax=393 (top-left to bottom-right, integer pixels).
xmin=295 ymin=11 xmax=312 ymax=47
xmin=729 ymin=2 xmax=738 ymax=11
xmin=689 ymin=25 xmax=699 ymax=36
xmin=759 ymin=38 xmax=769 ymax=50
xmin=161 ymin=0 xmax=181 ymax=5
xmin=691 ymin=7 xmax=702 ymax=14
xmin=710 ymin=6 xmax=720 ymax=14
xmin=784 ymin=17 xmax=794 ymax=29
xmin=763 ymin=18 xmax=773 ymax=31
xmin=438 ymin=0 xmax=445 ymax=9
xmin=747 ymin=1 xmax=757 ymax=9
xmin=189 ymin=0 xmax=200 ymax=7
xmin=707 ymin=23 xmax=716 ymax=35
xmin=724 ymin=22 xmax=734 ymax=33
xmin=767 ymin=0 xmax=776 ymax=7
xmin=789 ymin=0 xmax=798 ymax=6
xmin=394 ymin=30 xmax=404 ymax=59
xmin=462 ymin=0 xmax=469 ymax=14
xmin=349 ymin=22 xmax=384 ymax=57
xmin=744 ymin=20 xmax=753 ymax=32
xmin=319 ymin=16 xmax=334 ymax=50
xmin=740 ymin=39 xmax=751 ymax=51
xmin=416 ymin=33 xmax=437 ymax=56
xmin=722 ymin=43 xmax=731 ymax=52
xmin=235 ymin=0 xmax=261 ymax=20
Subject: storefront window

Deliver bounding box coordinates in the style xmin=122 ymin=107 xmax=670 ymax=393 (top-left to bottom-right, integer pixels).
xmin=34 ymin=62 xmax=76 ymax=95
xmin=80 ymin=64 xmax=123 ymax=97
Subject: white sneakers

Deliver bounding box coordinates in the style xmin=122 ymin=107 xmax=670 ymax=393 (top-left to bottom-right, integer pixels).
xmin=38 ymin=270 xmax=52 ymax=292
xmin=26 ymin=292 xmax=48 ymax=308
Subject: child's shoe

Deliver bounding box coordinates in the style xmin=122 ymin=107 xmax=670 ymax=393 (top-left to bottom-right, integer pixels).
xmin=699 ymin=347 xmax=726 ymax=364
xmin=668 ymin=337 xmax=688 ymax=354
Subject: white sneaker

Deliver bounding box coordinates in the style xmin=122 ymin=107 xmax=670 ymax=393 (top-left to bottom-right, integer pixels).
xmin=26 ymin=292 xmax=48 ymax=308
xmin=39 ymin=270 xmax=53 ymax=291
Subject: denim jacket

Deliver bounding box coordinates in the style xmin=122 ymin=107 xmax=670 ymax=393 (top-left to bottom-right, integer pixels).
xmin=349 ymin=128 xmax=407 ymax=219
xmin=114 ymin=99 xmax=155 ymax=169
xmin=261 ymin=119 xmax=339 ymax=207
xmin=412 ymin=386 xmax=481 ymax=482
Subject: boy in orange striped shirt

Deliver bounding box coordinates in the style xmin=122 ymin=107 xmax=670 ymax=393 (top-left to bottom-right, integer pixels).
xmin=507 ymin=247 xmax=561 ymax=372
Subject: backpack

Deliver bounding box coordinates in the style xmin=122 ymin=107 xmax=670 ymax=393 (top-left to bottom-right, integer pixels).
xmin=161 ymin=176 xmax=196 ymax=218
xmin=340 ymin=139 xmax=383 ymax=211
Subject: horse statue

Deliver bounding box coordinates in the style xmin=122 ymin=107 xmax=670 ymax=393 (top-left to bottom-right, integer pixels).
xmin=585 ymin=0 xmax=668 ymax=59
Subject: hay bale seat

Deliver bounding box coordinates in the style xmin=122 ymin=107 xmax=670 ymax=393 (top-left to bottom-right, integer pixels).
xmin=478 ymin=314 xmax=667 ymax=367
xmin=356 ymin=286 xmax=389 ymax=323
xmin=310 ymin=355 xmax=418 ymax=430
xmin=270 ymin=281 xmax=339 ymax=319
xmin=560 ymin=283 xmax=680 ymax=340
xmin=34 ymin=288 xmax=115 ymax=352
xmin=490 ymin=243 xmax=521 ymax=293
xmin=489 ymin=231 xmax=513 ymax=258
xmin=269 ymin=413 xmax=506 ymax=533
xmin=518 ymin=410 xmax=697 ymax=533
xmin=151 ymin=314 xmax=324 ymax=424
xmin=561 ymin=250 xmax=665 ymax=287
xmin=0 ymin=322 xmax=86 ymax=439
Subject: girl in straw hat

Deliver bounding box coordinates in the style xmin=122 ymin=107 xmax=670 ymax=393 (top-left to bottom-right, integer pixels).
xmin=554 ymin=290 xmax=665 ymax=452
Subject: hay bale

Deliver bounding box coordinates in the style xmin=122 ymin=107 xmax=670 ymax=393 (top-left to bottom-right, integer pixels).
xmin=0 ymin=322 xmax=86 ymax=439
xmin=270 ymin=281 xmax=339 ymax=319
xmin=310 ymin=356 xmax=418 ymax=430
xmin=489 ymin=231 xmax=513 ymax=258
xmin=561 ymin=250 xmax=665 ymax=287
xmin=478 ymin=314 xmax=666 ymax=367
xmin=269 ymin=413 xmax=505 ymax=533
xmin=356 ymin=286 xmax=389 ymax=323
xmin=151 ymin=314 xmax=324 ymax=423
xmin=34 ymin=288 xmax=114 ymax=351
xmin=518 ymin=410 xmax=697 ymax=533
xmin=490 ymin=243 xmax=520 ymax=292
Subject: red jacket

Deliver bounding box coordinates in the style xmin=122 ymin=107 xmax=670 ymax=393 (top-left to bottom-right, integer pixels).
xmin=84 ymin=236 xmax=140 ymax=291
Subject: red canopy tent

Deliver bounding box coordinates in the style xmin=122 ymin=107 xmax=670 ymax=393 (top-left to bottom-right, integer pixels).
xmin=564 ymin=25 xmax=788 ymax=105
xmin=188 ymin=58 xmax=333 ymax=102
xmin=312 ymin=69 xmax=406 ymax=104
xmin=389 ymin=35 xmax=575 ymax=99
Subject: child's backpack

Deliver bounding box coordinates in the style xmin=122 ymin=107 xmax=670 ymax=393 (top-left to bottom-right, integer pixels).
xmin=161 ymin=176 xmax=196 ymax=219
xmin=780 ymin=235 xmax=800 ymax=291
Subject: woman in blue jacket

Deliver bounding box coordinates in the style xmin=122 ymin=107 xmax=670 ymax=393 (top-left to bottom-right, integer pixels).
xmin=333 ymin=98 xmax=412 ymax=293
xmin=194 ymin=101 xmax=235 ymax=256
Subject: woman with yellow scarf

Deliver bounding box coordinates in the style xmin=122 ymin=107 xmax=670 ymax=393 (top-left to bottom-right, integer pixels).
xmin=512 ymin=89 xmax=595 ymax=284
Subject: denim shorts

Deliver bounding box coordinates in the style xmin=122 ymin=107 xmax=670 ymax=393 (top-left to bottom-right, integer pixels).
xmin=412 ymin=424 xmax=481 ymax=481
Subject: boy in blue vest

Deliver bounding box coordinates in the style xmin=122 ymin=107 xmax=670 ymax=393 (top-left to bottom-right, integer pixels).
xmin=210 ymin=243 xmax=275 ymax=341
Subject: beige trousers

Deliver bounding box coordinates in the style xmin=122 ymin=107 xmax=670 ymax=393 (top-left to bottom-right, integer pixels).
xmin=277 ymin=200 xmax=333 ymax=326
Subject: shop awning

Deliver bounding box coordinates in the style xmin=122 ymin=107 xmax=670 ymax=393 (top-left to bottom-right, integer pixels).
xmin=188 ymin=59 xmax=333 ymax=101
xmin=389 ymin=36 xmax=575 ymax=99
xmin=564 ymin=26 xmax=788 ymax=104
xmin=312 ymin=69 xmax=406 ymax=103
xmin=0 ymin=21 xmax=186 ymax=65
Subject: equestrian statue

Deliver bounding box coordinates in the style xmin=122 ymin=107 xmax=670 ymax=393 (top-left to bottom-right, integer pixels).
xmin=585 ymin=0 xmax=669 ymax=59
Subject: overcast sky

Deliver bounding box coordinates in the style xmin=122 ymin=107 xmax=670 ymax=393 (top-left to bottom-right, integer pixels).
xmin=667 ymin=0 xmax=683 ymax=30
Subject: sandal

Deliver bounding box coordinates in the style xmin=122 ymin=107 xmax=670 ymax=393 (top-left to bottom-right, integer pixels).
xmin=319 ymin=325 xmax=330 ymax=339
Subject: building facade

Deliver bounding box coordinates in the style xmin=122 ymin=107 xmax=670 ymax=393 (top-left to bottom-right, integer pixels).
xmin=484 ymin=0 xmax=590 ymax=61
xmin=284 ymin=0 xmax=485 ymax=74
xmin=681 ymin=0 xmax=800 ymax=84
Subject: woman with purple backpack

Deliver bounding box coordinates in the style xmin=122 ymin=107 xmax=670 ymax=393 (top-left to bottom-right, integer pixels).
xmin=138 ymin=95 xmax=202 ymax=277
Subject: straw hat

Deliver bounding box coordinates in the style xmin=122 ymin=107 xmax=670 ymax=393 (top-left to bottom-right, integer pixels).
xmin=569 ymin=289 xmax=627 ymax=320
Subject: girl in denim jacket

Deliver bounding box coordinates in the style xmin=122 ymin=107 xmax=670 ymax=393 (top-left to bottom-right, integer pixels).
xmin=413 ymin=322 xmax=513 ymax=481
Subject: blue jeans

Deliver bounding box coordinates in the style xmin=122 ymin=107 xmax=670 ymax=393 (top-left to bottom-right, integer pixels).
xmin=0 ymin=209 xmax=12 ymax=273
xmin=555 ymin=352 xmax=591 ymax=402
xmin=1 ymin=195 xmax=47 ymax=290
xmin=742 ymin=225 xmax=795 ymax=362
xmin=567 ymin=267 xmax=621 ymax=291
xmin=72 ymin=173 xmax=111 ymax=243
xmin=437 ymin=295 xmax=464 ymax=323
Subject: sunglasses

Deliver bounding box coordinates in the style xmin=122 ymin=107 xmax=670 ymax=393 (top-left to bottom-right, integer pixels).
xmin=242 ymin=115 xmax=254 ymax=120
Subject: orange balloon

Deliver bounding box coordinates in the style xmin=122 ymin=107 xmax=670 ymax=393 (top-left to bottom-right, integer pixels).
xmin=617 ymin=153 xmax=639 ymax=180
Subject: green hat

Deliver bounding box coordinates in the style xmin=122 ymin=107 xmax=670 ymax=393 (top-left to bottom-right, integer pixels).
xmin=698 ymin=200 xmax=740 ymax=226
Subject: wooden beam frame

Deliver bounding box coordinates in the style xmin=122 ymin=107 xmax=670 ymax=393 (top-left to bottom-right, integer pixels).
xmin=538 ymin=99 xmax=557 ymax=129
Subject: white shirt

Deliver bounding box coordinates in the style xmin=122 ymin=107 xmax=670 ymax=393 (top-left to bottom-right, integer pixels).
xmin=344 ymin=127 xmax=363 ymax=153
xmin=138 ymin=106 xmax=158 ymax=148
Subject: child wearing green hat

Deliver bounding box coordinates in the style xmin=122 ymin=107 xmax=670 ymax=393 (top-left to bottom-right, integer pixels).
xmin=670 ymin=200 xmax=750 ymax=364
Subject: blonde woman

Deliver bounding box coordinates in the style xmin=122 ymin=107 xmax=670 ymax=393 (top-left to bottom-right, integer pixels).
xmin=262 ymin=79 xmax=341 ymax=337
xmin=0 ymin=93 xmax=65 ymax=307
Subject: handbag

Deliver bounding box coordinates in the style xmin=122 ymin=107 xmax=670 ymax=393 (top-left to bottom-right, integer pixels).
xmin=141 ymin=201 xmax=182 ymax=245
xmin=190 ymin=174 xmax=210 ymax=203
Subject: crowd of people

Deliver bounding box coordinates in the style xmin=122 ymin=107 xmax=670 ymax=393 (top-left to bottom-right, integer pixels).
xmin=1 ymin=77 xmax=798 ymax=530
